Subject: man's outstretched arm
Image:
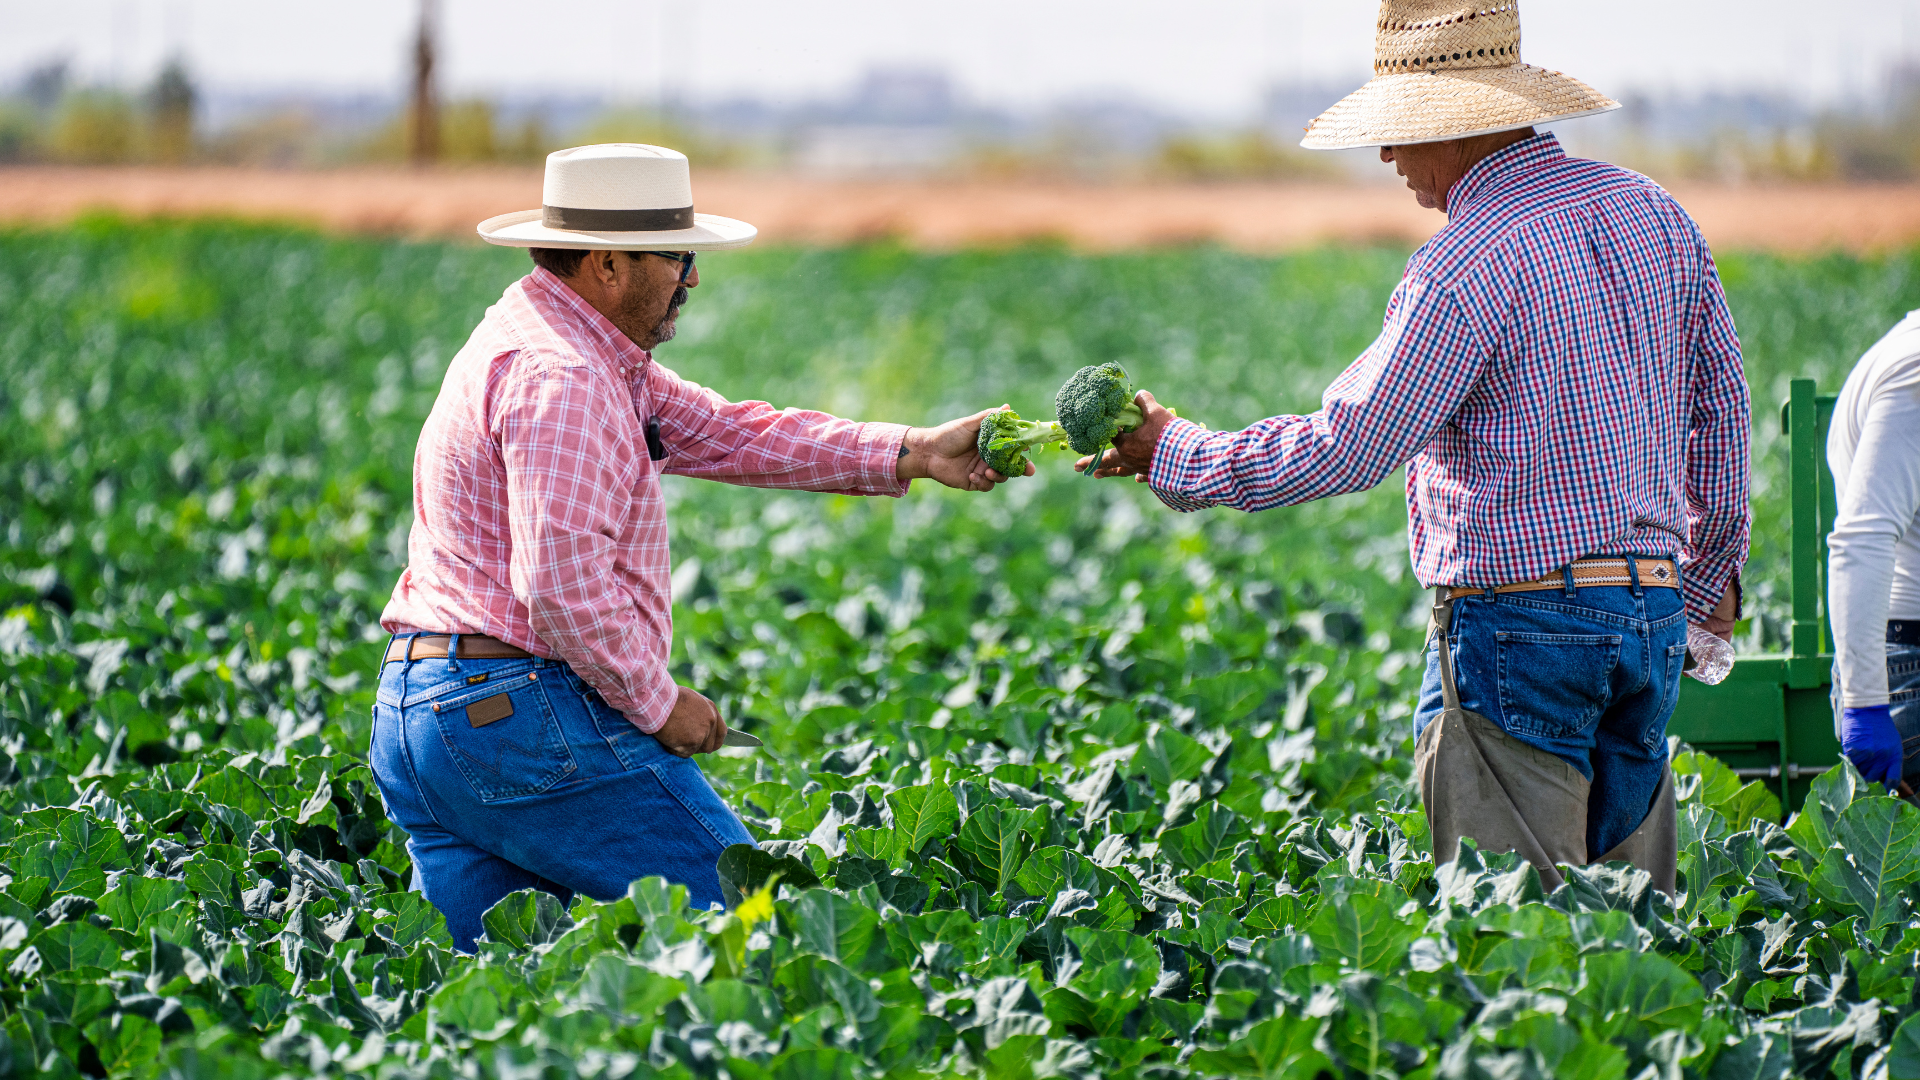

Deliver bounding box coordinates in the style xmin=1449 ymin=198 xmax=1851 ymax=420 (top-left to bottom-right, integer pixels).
xmin=646 ymin=362 xmax=1025 ymax=493
xmin=1079 ymin=277 xmax=1487 ymax=511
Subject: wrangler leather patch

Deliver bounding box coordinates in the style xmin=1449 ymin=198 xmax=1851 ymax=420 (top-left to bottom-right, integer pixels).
xmin=467 ymin=693 xmax=514 ymax=728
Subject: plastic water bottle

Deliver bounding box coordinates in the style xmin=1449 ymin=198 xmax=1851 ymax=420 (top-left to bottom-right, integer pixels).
xmin=1684 ymin=624 xmax=1733 ymax=685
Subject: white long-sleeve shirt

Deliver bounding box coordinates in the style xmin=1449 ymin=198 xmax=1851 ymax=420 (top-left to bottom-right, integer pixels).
xmin=1827 ymin=310 xmax=1920 ymax=707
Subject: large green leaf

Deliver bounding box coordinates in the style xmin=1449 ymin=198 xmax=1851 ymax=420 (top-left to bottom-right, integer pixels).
xmin=1139 ymin=726 xmax=1213 ymax=791
xmin=568 ymin=954 xmax=686 ymax=1022
xmin=14 ymin=818 xmax=131 ymax=898
xmin=885 ymin=783 xmax=960 ymax=865
xmin=787 ymin=890 xmax=880 ymax=968
xmin=955 ymin=804 xmax=1037 ymax=891
xmin=959 ymin=976 xmax=1052 ymax=1050
xmin=1158 ymin=802 xmax=1244 ymax=871
xmin=478 ymin=888 xmax=575 ymax=952
xmin=83 ymin=1012 xmax=162 ymax=1076
xmin=1812 ymin=796 xmax=1920 ymax=929
xmin=1674 ymin=750 xmax=1782 ymax=830
xmin=1573 ymin=951 xmax=1705 ymax=1043
xmin=1787 ymin=764 xmax=1869 ymax=872
xmin=1708 ymin=1031 xmax=1794 ymax=1080
xmin=1047 ymin=927 xmax=1160 ymax=1036
xmin=1887 ymin=1011 xmax=1920 ymax=1080
xmin=30 ymin=922 xmax=121 ymax=973
xmin=374 ymin=892 xmax=453 ymax=950
xmin=427 ymin=965 xmax=528 ymax=1033
xmin=182 ymin=845 xmax=244 ymax=907
xmin=716 ymin=843 xmax=823 ymax=908
xmin=773 ymin=954 xmax=880 ymax=1025
xmin=1308 ymin=891 xmax=1419 ymax=971
xmin=1188 ymin=1014 xmax=1331 ymax=1077
xmin=97 ymin=876 xmax=187 ymax=933
xmin=1012 ymin=846 xmax=1102 ymax=902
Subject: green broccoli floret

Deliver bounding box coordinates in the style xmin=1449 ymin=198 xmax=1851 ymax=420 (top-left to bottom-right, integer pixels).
xmin=1056 ymin=362 xmax=1147 ymax=475
xmin=977 ymin=409 xmax=1066 ymax=477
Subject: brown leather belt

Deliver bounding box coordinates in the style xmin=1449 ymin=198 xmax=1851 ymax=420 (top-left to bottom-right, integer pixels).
xmin=383 ymin=633 xmax=534 ymax=664
xmin=1444 ymin=557 xmax=1678 ymax=601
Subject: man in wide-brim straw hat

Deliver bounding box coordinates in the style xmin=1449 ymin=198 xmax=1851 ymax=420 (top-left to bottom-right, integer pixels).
xmin=369 ymin=144 xmax=1024 ymax=950
xmin=1085 ymin=1 xmax=1749 ymax=893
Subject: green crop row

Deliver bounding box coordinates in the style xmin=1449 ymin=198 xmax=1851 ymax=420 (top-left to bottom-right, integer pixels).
xmin=3 ymin=219 xmax=1920 ymax=1078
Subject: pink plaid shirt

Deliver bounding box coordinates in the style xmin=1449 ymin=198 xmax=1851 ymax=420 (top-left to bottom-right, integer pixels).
xmin=381 ymin=268 xmax=909 ymax=731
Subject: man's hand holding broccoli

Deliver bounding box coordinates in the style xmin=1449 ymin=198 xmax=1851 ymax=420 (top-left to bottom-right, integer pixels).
xmin=1075 ymin=389 xmax=1176 ymax=481
xmin=977 ymin=410 xmax=1067 ymax=477
xmin=898 ymin=407 xmax=1035 ymax=491
xmin=971 ymin=363 xmax=1176 ymax=483
xmin=1055 ymin=362 xmax=1176 ymax=481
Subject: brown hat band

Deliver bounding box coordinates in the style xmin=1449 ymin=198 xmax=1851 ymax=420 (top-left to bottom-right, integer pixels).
xmin=542 ymin=205 xmax=695 ymax=231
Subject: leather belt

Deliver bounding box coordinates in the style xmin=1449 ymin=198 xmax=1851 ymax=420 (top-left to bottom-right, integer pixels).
xmin=383 ymin=633 xmax=534 ymax=664
xmin=1891 ymin=620 xmax=1920 ymax=646
xmin=1444 ymin=557 xmax=1679 ymax=601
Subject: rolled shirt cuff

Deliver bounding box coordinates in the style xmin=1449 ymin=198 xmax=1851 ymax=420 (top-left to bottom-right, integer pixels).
xmin=1146 ymin=417 xmax=1219 ymax=513
xmin=858 ymin=421 xmax=913 ymax=497
xmin=621 ymin=660 xmax=681 ymax=735
xmin=1680 ymin=556 xmax=1739 ymax=625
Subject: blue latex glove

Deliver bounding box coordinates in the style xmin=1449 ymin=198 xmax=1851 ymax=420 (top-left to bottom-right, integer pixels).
xmin=1842 ymin=705 xmax=1904 ymax=789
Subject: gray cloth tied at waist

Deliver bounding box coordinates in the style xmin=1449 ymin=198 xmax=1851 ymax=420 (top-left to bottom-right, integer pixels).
xmin=1415 ymin=588 xmax=1677 ymax=894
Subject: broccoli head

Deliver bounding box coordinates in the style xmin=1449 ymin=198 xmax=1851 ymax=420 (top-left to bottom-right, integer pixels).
xmin=1055 ymin=362 xmax=1147 ymax=474
xmin=976 ymin=409 xmax=1066 ymax=477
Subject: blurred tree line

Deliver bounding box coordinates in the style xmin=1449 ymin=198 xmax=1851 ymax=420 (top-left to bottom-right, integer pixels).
xmin=1600 ymin=69 xmax=1920 ymax=185
xmin=0 ymin=58 xmax=198 ymax=165
xmin=0 ymin=58 xmax=740 ymax=169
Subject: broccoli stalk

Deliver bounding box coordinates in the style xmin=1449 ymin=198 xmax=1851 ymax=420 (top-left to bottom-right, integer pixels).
xmin=1055 ymin=362 xmax=1156 ymax=476
xmin=976 ymin=409 xmax=1067 ymax=477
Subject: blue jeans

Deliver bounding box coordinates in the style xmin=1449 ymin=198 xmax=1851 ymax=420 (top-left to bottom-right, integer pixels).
xmin=369 ymin=642 xmax=753 ymax=951
xmin=1891 ymin=643 xmax=1920 ymax=780
xmin=1414 ymin=582 xmax=1688 ymax=857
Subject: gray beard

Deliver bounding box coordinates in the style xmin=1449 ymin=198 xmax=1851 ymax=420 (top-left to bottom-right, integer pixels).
xmin=651 ymin=286 xmax=688 ymax=345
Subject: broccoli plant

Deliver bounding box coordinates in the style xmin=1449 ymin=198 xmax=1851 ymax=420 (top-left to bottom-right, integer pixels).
xmin=1056 ymin=362 xmax=1149 ymax=475
xmin=976 ymin=409 xmax=1066 ymax=477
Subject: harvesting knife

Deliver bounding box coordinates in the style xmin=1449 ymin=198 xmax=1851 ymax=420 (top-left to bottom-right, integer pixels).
xmin=723 ymin=729 xmax=763 ymax=748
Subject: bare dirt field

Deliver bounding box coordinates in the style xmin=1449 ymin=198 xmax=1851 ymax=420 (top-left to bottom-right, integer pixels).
xmin=1 ymin=165 xmax=1914 ymax=253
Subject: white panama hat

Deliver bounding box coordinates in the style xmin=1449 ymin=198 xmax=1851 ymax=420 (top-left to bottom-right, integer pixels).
xmin=477 ymin=143 xmax=757 ymax=251
xmin=1302 ymin=0 xmax=1619 ymax=151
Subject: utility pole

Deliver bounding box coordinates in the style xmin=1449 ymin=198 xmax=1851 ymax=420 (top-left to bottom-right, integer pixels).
xmin=410 ymin=0 xmax=439 ymax=166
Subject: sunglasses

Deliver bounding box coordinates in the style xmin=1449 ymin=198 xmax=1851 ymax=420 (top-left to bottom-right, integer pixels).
xmin=640 ymin=251 xmax=696 ymax=283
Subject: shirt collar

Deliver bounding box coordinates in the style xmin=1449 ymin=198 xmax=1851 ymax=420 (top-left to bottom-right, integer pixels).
xmin=523 ymin=266 xmax=653 ymax=375
xmin=1446 ymin=131 xmax=1565 ymax=219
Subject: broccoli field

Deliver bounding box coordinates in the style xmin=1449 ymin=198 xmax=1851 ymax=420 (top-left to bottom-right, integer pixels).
xmin=8 ymin=218 xmax=1920 ymax=1078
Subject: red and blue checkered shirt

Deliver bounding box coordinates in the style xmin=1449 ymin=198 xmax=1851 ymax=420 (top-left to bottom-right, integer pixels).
xmin=1147 ymin=133 xmax=1750 ymax=622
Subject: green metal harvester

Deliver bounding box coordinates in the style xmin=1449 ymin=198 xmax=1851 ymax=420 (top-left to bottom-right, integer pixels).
xmin=1670 ymin=378 xmax=1840 ymax=813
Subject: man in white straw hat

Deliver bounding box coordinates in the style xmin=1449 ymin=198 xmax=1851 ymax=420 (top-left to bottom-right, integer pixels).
xmin=1083 ymin=2 xmax=1750 ymax=893
xmin=369 ymin=144 xmax=1022 ymax=950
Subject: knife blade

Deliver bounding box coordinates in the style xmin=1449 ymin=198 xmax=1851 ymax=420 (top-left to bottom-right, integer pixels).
xmin=723 ymin=729 xmax=763 ymax=748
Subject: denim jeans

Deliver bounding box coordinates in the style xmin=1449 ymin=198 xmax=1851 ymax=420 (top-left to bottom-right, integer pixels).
xmin=1891 ymin=642 xmax=1920 ymax=780
xmin=369 ymin=641 xmax=753 ymax=951
xmin=1413 ymin=581 xmax=1688 ymax=857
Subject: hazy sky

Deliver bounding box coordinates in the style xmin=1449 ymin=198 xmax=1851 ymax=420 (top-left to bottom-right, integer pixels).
xmin=2 ymin=0 xmax=1916 ymax=119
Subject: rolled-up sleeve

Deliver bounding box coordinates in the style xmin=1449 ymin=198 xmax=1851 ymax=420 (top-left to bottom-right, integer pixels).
xmin=1678 ymin=258 xmax=1752 ymax=624
xmin=496 ymin=363 xmax=679 ymax=731
xmin=644 ymin=362 xmax=909 ymax=496
xmin=1147 ymin=277 xmax=1487 ymax=513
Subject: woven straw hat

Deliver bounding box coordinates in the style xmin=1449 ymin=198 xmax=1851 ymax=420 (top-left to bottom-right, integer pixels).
xmin=478 ymin=143 xmax=756 ymax=251
xmin=1302 ymin=1 xmax=1618 ymax=150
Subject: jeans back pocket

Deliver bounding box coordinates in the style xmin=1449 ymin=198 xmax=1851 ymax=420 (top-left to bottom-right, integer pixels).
xmin=1495 ymin=630 xmax=1622 ymax=742
xmin=1650 ymin=641 xmax=1691 ymax=750
xmin=420 ymin=669 xmax=576 ymax=802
